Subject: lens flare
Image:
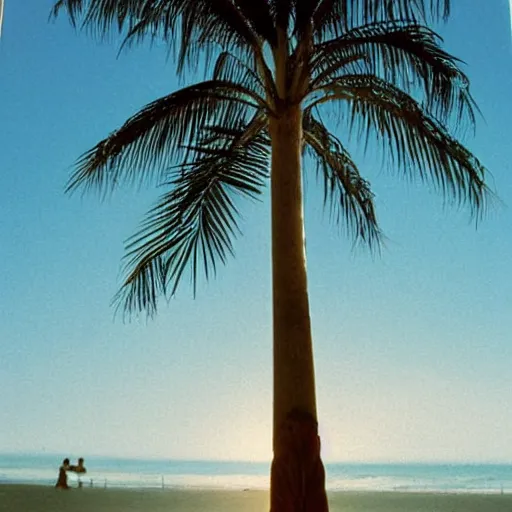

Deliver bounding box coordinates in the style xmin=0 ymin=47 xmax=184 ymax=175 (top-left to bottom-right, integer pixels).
xmin=510 ymin=0 xmax=512 ymax=35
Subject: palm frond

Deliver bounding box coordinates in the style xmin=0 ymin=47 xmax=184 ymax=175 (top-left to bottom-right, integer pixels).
xmin=310 ymin=21 xmax=476 ymax=128
xmin=303 ymin=110 xmax=382 ymax=249
xmin=312 ymin=0 xmax=348 ymax=39
xmin=212 ymin=51 xmax=267 ymax=101
xmin=309 ymin=75 xmax=490 ymax=217
xmin=114 ymin=116 xmax=270 ymax=316
xmin=312 ymin=0 xmax=450 ymax=40
xmin=123 ymin=0 xmax=266 ymax=73
xmin=52 ymin=1 xmax=277 ymax=75
xmin=50 ymin=0 xmax=145 ymax=33
xmin=66 ymin=80 xmax=267 ymax=196
xmin=117 ymin=1 xmax=183 ymax=48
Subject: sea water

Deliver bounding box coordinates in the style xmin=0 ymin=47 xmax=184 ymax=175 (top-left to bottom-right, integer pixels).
xmin=1 ymin=454 xmax=512 ymax=493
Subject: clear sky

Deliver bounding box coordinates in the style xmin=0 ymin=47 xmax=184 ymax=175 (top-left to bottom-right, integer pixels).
xmin=1 ymin=0 xmax=511 ymax=463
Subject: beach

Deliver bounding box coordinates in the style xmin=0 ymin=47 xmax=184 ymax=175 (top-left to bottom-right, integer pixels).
xmin=1 ymin=485 xmax=512 ymax=512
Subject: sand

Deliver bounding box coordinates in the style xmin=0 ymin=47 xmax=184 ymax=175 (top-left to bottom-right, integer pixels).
xmin=1 ymin=485 xmax=511 ymax=512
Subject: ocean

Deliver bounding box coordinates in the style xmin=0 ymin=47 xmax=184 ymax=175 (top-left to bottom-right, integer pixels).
xmin=1 ymin=454 xmax=511 ymax=493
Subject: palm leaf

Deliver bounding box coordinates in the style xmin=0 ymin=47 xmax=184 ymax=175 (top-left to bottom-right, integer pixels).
xmin=114 ymin=116 xmax=270 ymax=316
xmin=313 ymin=0 xmax=450 ymax=40
xmin=50 ymin=0 xmax=144 ymax=32
xmin=52 ymin=1 xmax=277 ymax=74
xmin=66 ymin=80 xmax=267 ymax=196
xmin=310 ymin=21 xmax=476 ymax=128
xmin=212 ymin=51 xmax=268 ymax=102
xmin=148 ymin=0 xmax=269 ymax=73
xmin=303 ymin=110 xmax=382 ymax=249
xmin=310 ymin=75 xmax=490 ymax=216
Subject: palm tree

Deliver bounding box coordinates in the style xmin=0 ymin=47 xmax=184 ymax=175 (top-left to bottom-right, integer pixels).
xmin=52 ymin=1 xmax=489 ymax=510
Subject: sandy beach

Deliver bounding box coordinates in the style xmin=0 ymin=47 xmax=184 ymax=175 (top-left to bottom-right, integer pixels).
xmin=1 ymin=485 xmax=511 ymax=512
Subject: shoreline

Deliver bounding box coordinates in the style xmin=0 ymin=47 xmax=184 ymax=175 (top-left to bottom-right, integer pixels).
xmin=1 ymin=484 xmax=512 ymax=512
xmin=1 ymin=481 xmax=511 ymax=494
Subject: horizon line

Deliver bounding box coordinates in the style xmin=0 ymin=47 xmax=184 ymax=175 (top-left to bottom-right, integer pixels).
xmin=2 ymin=451 xmax=512 ymax=466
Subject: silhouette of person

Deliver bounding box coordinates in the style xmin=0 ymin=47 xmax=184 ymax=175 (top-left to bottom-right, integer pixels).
xmin=70 ymin=457 xmax=86 ymax=473
xmin=55 ymin=458 xmax=70 ymax=489
xmin=70 ymin=458 xmax=87 ymax=488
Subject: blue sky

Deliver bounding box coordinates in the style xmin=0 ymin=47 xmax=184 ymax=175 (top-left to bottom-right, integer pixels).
xmin=0 ymin=0 xmax=511 ymax=463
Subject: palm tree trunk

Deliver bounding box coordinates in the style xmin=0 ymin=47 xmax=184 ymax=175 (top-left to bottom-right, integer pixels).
xmin=269 ymin=105 xmax=329 ymax=512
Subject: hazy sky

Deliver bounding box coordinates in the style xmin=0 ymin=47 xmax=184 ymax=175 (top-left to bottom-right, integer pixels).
xmin=1 ymin=1 xmax=511 ymax=463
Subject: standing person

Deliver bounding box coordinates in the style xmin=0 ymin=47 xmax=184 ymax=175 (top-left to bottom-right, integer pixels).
xmin=70 ymin=458 xmax=87 ymax=488
xmin=55 ymin=458 xmax=70 ymax=489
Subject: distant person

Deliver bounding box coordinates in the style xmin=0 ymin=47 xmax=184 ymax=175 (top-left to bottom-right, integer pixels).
xmin=70 ymin=457 xmax=86 ymax=473
xmin=70 ymin=457 xmax=87 ymax=488
xmin=55 ymin=458 xmax=70 ymax=489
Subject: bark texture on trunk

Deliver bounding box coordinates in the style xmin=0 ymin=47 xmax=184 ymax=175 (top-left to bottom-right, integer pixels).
xmin=269 ymin=105 xmax=328 ymax=512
